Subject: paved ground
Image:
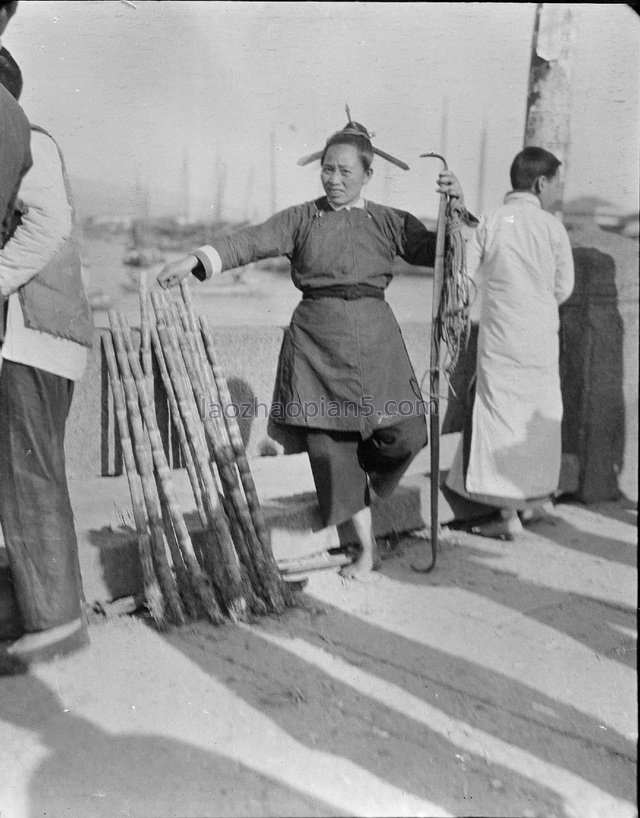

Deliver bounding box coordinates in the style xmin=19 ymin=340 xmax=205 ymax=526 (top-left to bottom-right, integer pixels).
xmin=0 ymin=473 xmax=636 ymax=817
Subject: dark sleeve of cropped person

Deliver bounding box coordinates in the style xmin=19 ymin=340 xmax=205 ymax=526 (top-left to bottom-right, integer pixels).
xmin=0 ymin=82 xmax=31 ymax=247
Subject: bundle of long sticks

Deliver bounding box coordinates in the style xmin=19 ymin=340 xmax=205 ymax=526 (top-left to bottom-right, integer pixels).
xmin=102 ymin=278 xmax=291 ymax=627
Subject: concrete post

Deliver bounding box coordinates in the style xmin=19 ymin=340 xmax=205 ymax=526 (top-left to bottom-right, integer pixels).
xmin=561 ymin=226 xmax=639 ymax=503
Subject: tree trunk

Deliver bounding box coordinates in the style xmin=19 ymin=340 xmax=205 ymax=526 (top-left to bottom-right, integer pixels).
xmin=524 ymin=3 xmax=578 ymax=214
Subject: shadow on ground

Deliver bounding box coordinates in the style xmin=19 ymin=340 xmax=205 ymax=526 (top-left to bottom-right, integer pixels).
xmin=0 ymin=671 xmax=341 ymax=818
xmin=386 ymin=528 xmax=637 ymax=670
xmin=6 ymin=505 xmax=636 ymax=817
xmin=164 ymin=610 xmax=572 ymax=817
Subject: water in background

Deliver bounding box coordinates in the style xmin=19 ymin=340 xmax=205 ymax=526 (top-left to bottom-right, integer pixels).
xmin=83 ymin=234 xmax=435 ymax=329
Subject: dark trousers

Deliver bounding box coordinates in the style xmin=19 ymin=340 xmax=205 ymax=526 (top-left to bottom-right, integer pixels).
xmin=0 ymin=360 xmax=83 ymax=632
xmin=306 ymin=415 xmax=427 ymax=527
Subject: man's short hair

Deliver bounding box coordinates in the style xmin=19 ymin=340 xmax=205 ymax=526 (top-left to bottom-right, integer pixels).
xmin=510 ymin=147 xmax=561 ymax=191
xmin=0 ymin=46 xmax=21 ymax=99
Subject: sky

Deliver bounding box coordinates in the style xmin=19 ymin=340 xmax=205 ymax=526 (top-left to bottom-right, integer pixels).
xmin=3 ymin=1 xmax=639 ymax=222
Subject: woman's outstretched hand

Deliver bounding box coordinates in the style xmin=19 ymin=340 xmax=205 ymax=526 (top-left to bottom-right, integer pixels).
xmin=156 ymin=254 xmax=199 ymax=289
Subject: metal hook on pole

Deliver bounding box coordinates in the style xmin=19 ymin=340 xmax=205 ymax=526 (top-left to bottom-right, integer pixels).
xmin=410 ymin=151 xmax=449 ymax=574
xmin=419 ymin=151 xmax=448 ymax=171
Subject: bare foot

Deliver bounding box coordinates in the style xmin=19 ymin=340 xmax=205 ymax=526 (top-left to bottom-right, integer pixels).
xmin=519 ymin=502 xmax=555 ymax=526
xmin=471 ymin=513 xmax=523 ymax=541
xmin=339 ymin=541 xmax=380 ymax=580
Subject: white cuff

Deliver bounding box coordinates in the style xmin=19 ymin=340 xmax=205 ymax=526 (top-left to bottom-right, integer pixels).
xmin=193 ymin=245 xmax=223 ymax=280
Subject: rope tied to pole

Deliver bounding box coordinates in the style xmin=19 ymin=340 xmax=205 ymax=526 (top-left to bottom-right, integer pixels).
xmin=436 ymin=196 xmax=473 ymax=389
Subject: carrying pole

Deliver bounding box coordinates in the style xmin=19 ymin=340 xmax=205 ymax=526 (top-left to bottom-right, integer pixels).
xmin=411 ymin=152 xmax=449 ymax=573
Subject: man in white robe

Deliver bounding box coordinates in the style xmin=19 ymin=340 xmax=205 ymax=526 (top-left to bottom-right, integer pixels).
xmin=446 ymin=146 xmax=574 ymax=539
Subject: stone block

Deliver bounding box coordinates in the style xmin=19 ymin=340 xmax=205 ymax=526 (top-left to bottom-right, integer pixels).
xmin=562 ymin=225 xmax=639 ymax=503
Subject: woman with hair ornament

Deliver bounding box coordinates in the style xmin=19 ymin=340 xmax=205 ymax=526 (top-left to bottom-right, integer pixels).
xmin=158 ymin=110 xmax=475 ymax=578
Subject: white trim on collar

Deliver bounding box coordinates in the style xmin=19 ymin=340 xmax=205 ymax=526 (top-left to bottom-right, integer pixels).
xmin=329 ymin=197 xmax=367 ymax=211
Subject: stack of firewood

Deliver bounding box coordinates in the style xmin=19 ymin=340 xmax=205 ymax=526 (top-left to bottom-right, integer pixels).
xmin=102 ymin=276 xmax=292 ymax=628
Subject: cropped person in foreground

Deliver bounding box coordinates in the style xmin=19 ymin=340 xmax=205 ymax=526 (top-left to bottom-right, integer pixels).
xmin=0 ymin=49 xmax=94 ymax=666
xmin=158 ymin=115 xmax=474 ymax=578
